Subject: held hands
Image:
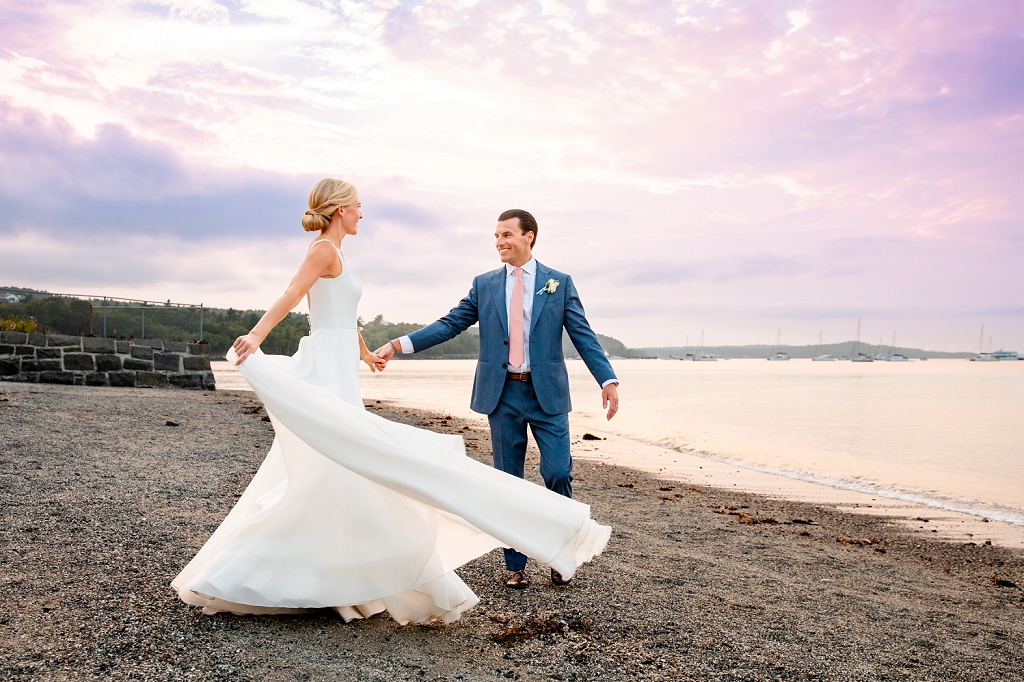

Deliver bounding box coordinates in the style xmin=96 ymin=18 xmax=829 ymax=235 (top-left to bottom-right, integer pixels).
xmin=232 ymin=333 xmax=263 ymax=365
xmin=362 ymin=349 xmax=387 ymax=372
xmin=373 ymin=340 xmax=398 ymax=365
xmin=602 ymin=382 xmax=619 ymax=420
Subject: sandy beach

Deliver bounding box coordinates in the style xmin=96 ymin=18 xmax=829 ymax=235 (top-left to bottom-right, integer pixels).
xmin=2 ymin=382 xmax=1023 ymax=681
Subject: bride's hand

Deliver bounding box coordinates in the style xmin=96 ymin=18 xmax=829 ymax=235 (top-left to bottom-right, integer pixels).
xmin=362 ymin=350 xmax=387 ymax=373
xmin=233 ymin=334 xmax=262 ymax=365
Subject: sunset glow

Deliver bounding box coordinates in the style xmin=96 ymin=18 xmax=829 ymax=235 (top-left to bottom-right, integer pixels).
xmin=2 ymin=0 xmax=1022 ymax=350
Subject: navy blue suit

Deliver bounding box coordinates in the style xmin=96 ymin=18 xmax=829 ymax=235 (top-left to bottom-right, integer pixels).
xmin=407 ymin=261 xmax=616 ymax=571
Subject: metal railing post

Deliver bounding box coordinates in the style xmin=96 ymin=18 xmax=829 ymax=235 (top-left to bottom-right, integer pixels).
xmin=199 ymin=304 xmax=204 ymax=342
xmin=102 ymin=297 xmax=107 ymax=338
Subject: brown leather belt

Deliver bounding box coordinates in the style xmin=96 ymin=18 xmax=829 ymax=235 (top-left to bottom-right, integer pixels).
xmin=507 ymin=372 xmax=532 ymax=382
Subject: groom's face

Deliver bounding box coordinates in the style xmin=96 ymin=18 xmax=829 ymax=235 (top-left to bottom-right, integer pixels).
xmin=495 ymin=219 xmax=534 ymax=266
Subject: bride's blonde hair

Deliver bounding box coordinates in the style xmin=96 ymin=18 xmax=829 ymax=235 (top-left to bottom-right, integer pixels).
xmin=301 ymin=178 xmax=359 ymax=232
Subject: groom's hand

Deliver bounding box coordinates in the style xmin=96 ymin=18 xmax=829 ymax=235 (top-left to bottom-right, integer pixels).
xmin=374 ymin=340 xmax=397 ymax=362
xmin=602 ymin=383 xmax=619 ymax=420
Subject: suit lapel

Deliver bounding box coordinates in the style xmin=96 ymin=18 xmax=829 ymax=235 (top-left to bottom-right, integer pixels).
xmin=530 ymin=262 xmax=550 ymax=337
xmin=491 ymin=267 xmax=509 ymax=335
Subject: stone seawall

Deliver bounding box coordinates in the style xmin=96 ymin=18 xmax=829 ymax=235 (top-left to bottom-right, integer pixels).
xmin=0 ymin=332 xmax=215 ymax=389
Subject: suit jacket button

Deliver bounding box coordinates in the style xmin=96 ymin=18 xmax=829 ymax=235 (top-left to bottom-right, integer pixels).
xmin=502 ymin=363 xmax=508 ymax=369
xmin=503 ymin=340 xmax=508 ymax=345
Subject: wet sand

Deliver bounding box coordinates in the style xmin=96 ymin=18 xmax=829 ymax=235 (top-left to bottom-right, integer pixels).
xmin=1 ymin=382 xmax=1023 ymax=681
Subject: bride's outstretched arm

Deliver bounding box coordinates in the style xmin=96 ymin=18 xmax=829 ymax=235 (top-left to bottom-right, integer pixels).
xmin=232 ymin=244 xmax=337 ymax=364
xmin=358 ymin=332 xmax=386 ymax=372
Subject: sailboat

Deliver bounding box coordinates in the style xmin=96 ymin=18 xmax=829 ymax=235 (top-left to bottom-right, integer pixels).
xmin=767 ymin=328 xmax=790 ymax=361
xmin=888 ymin=332 xmax=909 ymax=361
xmin=696 ymin=330 xmax=717 ymax=361
xmin=971 ymin=325 xmax=997 ymax=361
xmin=675 ymin=334 xmax=694 ymax=360
xmin=851 ymin=318 xmax=874 ymax=362
xmin=812 ymin=330 xmax=834 ymax=361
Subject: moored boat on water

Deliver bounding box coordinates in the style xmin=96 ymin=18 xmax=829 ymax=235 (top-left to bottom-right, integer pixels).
xmin=971 ymin=350 xmax=1022 ymax=361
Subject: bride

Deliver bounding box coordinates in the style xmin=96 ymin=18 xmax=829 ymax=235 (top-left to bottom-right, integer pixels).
xmin=171 ymin=178 xmax=611 ymax=625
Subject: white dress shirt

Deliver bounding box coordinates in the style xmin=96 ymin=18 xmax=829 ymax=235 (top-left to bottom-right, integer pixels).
xmin=504 ymin=258 xmax=536 ymax=373
xmin=397 ymin=258 xmax=536 ymax=373
xmin=397 ymin=257 xmax=617 ymax=387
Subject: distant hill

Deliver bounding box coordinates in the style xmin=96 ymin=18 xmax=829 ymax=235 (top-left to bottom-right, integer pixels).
xmin=634 ymin=342 xmax=974 ymax=360
xmin=0 ymin=286 xmax=980 ymax=359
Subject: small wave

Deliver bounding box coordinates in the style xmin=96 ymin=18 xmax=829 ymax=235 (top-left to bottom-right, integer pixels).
xmin=607 ymin=433 xmax=1024 ymax=527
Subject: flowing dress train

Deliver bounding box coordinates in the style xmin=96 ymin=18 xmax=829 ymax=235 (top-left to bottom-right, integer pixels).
xmin=171 ymin=248 xmax=611 ymax=624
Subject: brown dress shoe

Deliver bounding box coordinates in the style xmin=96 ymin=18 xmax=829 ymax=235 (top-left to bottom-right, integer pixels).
xmin=505 ymin=570 xmax=529 ymax=589
xmin=551 ymin=568 xmax=571 ymax=586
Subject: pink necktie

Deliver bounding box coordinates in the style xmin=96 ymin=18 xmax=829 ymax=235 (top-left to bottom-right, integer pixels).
xmin=508 ymin=267 xmax=525 ymax=370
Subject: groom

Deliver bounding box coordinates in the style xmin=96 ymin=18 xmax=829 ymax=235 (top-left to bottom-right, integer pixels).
xmin=375 ymin=209 xmax=619 ymax=589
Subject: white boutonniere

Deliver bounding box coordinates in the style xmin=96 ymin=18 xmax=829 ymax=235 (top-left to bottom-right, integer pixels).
xmin=537 ymin=278 xmax=559 ymax=295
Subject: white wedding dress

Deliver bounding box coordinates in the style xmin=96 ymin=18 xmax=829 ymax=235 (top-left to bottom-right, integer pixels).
xmin=172 ymin=245 xmax=611 ymax=625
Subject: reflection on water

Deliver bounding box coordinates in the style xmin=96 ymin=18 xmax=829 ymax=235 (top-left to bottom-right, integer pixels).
xmin=215 ymin=358 xmax=1024 ymax=522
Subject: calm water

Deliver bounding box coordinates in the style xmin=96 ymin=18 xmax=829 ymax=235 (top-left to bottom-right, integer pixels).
xmin=216 ymin=358 xmax=1024 ymax=524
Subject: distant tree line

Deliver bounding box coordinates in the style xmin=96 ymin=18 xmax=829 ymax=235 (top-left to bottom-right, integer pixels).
xmin=0 ymin=291 xmax=629 ymax=359
xmin=0 ymin=296 xmax=92 ymax=336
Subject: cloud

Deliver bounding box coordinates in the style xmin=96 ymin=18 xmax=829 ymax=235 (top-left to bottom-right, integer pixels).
xmin=0 ymin=0 xmax=1022 ymax=350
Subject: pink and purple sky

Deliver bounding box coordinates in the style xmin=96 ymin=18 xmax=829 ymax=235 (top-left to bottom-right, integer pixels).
xmin=1 ymin=0 xmax=1022 ymax=350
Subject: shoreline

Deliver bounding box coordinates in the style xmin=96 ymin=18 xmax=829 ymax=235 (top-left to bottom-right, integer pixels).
xmin=2 ymin=382 xmax=1023 ymax=680
xmin=566 ymin=424 xmax=1024 ymax=549
xmin=213 ymin=360 xmax=1024 ymax=549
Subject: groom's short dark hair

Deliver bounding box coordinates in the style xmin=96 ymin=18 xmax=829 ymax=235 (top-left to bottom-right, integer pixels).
xmin=498 ymin=209 xmax=538 ymax=247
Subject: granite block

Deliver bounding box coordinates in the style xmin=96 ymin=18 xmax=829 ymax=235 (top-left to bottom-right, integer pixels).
xmin=82 ymin=337 xmax=117 ymax=354
xmin=47 ymin=334 xmax=82 ymax=348
xmin=154 ymin=353 xmax=181 ymax=372
xmin=137 ymin=371 xmax=169 ymax=388
xmin=39 ymin=371 xmax=76 ymax=385
xmin=95 ymin=355 xmax=123 ymax=371
xmin=169 ymin=374 xmax=204 ymax=389
xmin=64 ymin=353 xmax=96 ymax=371
xmin=108 ymin=370 xmax=137 ymax=387
xmin=22 ymin=359 xmax=62 ymax=372
xmin=183 ymin=356 xmax=211 ymax=371
xmin=85 ymin=372 xmax=109 ymax=386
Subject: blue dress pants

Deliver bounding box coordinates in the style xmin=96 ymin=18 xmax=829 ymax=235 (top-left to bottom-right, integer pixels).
xmin=488 ymin=375 xmax=572 ymax=571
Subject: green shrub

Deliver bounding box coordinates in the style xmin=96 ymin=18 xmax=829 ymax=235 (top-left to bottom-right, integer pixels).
xmin=0 ymin=314 xmax=38 ymax=333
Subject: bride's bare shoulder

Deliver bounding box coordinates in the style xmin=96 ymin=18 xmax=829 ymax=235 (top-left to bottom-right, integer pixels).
xmin=304 ymin=238 xmax=342 ymax=276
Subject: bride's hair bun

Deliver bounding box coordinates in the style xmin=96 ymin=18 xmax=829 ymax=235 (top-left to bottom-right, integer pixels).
xmin=302 ymin=178 xmax=359 ymax=232
xmin=301 ymin=209 xmax=330 ymax=232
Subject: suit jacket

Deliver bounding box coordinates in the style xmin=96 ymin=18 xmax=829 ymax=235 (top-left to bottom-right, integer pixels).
xmin=407 ymin=261 xmax=617 ymax=416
